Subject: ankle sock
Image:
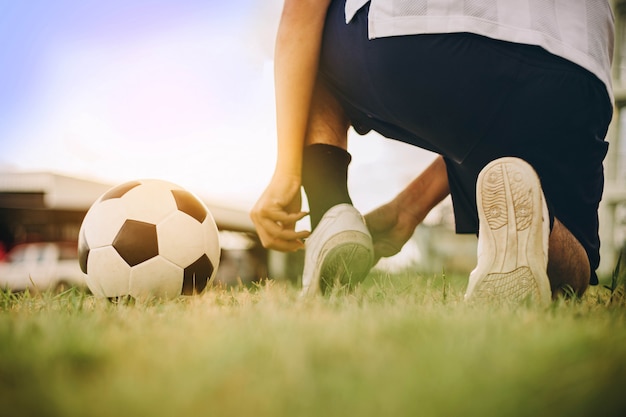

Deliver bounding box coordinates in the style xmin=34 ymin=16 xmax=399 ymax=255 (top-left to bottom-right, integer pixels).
xmin=302 ymin=144 xmax=353 ymax=229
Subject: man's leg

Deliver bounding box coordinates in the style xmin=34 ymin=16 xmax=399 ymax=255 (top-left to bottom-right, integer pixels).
xmin=466 ymin=157 xmax=552 ymax=304
xmin=304 ymin=77 xmax=350 ymax=149
xmin=301 ymin=78 xmax=352 ymax=229
xmin=299 ymin=78 xmax=374 ymax=295
xmin=465 ymin=157 xmax=594 ymax=304
xmin=548 ymin=219 xmax=590 ymax=297
xmin=364 ymin=154 xmax=592 ymax=301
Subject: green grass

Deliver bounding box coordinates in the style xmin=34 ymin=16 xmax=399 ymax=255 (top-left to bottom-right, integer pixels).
xmin=1 ymin=272 xmax=626 ymax=417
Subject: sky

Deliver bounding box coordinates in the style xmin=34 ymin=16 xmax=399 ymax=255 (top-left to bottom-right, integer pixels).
xmin=0 ymin=0 xmax=437 ymax=215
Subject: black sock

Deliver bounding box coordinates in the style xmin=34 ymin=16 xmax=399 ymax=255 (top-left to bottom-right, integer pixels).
xmin=302 ymin=144 xmax=353 ymax=229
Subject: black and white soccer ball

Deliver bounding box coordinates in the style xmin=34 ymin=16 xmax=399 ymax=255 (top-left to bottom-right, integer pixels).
xmin=78 ymin=179 xmax=220 ymax=300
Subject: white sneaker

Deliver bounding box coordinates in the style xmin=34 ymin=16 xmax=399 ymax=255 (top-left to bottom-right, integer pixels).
xmin=301 ymin=204 xmax=374 ymax=296
xmin=465 ymin=157 xmax=552 ymax=305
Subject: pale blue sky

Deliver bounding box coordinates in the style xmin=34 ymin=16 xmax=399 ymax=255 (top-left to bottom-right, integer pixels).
xmin=0 ymin=0 xmax=435 ymax=212
xmin=0 ymin=0 xmax=263 ymax=129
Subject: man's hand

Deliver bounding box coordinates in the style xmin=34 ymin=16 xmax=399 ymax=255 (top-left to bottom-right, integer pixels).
xmin=365 ymin=156 xmax=451 ymax=263
xmin=250 ymin=174 xmax=310 ymax=252
xmin=365 ymin=199 xmax=420 ymax=263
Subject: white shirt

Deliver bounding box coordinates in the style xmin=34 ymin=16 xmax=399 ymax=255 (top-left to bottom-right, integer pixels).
xmin=345 ymin=0 xmax=614 ymax=100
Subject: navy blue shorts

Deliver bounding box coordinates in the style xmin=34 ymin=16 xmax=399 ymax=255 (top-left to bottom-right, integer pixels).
xmin=318 ymin=0 xmax=612 ymax=284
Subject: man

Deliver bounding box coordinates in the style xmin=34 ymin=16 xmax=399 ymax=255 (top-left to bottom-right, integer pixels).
xmin=250 ymin=0 xmax=614 ymax=304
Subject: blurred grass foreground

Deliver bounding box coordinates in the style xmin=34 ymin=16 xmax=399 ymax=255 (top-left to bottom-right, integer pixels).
xmin=1 ymin=271 xmax=626 ymax=417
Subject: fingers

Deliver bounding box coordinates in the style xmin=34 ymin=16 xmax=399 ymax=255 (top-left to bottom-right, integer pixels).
xmin=260 ymin=231 xmax=310 ymax=252
xmin=251 ymin=207 xmax=311 ymax=252
xmin=257 ymin=221 xmax=310 ymax=252
xmin=249 ymin=173 xmax=310 ymax=251
xmin=258 ymin=207 xmax=308 ymax=225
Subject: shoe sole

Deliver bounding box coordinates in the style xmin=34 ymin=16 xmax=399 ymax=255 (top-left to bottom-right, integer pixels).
xmin=313 ymin=230 xmax=373 ymax=294
xmin=468 ymin=158 xmax=551 ymax=305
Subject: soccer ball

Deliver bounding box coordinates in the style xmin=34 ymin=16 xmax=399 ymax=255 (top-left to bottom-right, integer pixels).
xmin=78 ymin=179 xmax=220 ymax=300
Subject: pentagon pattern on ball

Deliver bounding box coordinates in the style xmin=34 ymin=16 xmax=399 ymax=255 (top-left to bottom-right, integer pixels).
xmin=113 ymin=220 xmax=159 ymax=267
xmin=77 ymin=178 xmax=221 ymax=300
xmin=182 ymin=254 xmax=215 ymax=295
xmin=172 ymin=189 xmax=207 ymax=223
xmin=182 ymin=254 xmax=214 ymax=295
